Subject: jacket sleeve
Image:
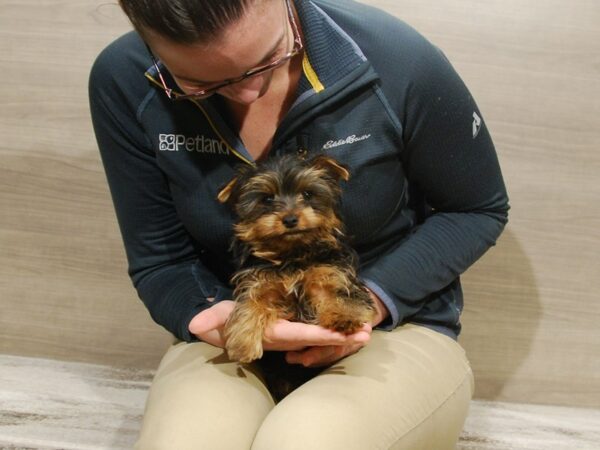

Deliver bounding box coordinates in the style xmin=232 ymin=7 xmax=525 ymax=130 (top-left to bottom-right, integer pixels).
xmin=359 ymin=38 xmax=509 ymax=330
xmin=88 ymin=40 xmax=231 ymax=342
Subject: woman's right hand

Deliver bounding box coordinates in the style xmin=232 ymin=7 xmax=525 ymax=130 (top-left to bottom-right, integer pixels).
xmin=188 ymin=300 xmax=235 ymax=348
xmin=188 ymin=301 xmax=370 ymax=355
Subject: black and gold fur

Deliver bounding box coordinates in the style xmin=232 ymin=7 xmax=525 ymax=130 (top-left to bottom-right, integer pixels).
xmin=218 ymin=154 xmax=376 ymax=399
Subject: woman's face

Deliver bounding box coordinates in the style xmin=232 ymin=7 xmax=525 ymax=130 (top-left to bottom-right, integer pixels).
xmin=146 ymin=0 xmax=295 ymax=105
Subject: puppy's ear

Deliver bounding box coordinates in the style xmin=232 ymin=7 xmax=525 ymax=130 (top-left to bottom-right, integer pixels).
xmin=311 ymin=155 xmax=350 ymax=182
xmin=217 ymin=177 xmax=239 ymax=204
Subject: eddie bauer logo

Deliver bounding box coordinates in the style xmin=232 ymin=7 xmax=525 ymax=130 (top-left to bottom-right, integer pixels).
xmin=159 ymin=134 xmax=230 ymax=155
xmin=322 ymin=133 xmax=371 ymax=150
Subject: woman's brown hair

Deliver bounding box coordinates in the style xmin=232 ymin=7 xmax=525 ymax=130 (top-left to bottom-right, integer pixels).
xmin=119 ymin=0 xmax=258 ymax=44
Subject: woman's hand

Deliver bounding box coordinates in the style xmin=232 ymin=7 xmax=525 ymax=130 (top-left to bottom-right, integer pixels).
xmin=188 ymin=300 xmax=235 ymax=348
xmin=188 ymin=301 xmax=372 ymax=356
xmin=188 ymin=288 xmax=389 ymax=368
xmin=285 ymin=288 xmax=390 ymax=367
xmin=284 ymin=322 xmax=372 ymax=367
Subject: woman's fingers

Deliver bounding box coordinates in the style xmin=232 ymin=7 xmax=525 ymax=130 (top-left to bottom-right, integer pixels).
xmin=188 ymin=300 xmax=235 ymax=344
xmin=286 ymin=342 xmax=366 ymax=367
xmin=263 ymin=319 xmax=372 ymax=351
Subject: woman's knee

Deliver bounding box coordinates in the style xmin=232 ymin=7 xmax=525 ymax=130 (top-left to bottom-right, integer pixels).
xmin=252 ymin=325 xmax=474 ymax=450
xmin=135 ymin=341 xmax=274 ymax=450
xmin=388 ymin=371 xmax=473 ymax=450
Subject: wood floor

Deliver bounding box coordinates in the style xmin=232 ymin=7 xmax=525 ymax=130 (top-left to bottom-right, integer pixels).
xmin=1 ymin=355 xmax=598 ymax=450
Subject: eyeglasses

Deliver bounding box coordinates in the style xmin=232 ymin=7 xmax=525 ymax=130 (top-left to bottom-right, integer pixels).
xmin=148 ymin=0 xmax=303 ymax=101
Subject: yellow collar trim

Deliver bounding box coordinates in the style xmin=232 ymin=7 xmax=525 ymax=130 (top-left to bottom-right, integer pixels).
xmin=302 ymin=52 xmax=324 ymax=93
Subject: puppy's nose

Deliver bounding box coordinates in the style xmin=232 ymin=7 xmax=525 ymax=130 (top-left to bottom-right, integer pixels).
xmin=282 ymin=214 xmax=299 ymax=229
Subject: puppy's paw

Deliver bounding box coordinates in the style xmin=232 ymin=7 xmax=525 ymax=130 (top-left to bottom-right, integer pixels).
xmin=318 ymin=302 xmax=376 ymax=335
xmin=225 ymin=331 xmax=264 ymax=363
xmin=319 ymin=314 xmax=365 ymax=335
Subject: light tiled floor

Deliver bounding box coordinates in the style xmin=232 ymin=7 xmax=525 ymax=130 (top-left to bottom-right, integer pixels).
xmin=1 ymin=355 xmax=598 ymax=449
xmin=0 ymin=355 xmax=151 ymax=449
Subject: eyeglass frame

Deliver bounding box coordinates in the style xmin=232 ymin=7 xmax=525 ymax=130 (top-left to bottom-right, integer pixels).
xmin=147 ymin=0 xmax=304 ymax=101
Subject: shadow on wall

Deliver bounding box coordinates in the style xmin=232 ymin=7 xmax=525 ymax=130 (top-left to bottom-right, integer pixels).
xmin=460 ymin=228 xmax=541 ymax=401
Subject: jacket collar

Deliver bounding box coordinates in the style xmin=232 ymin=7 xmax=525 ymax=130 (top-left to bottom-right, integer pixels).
xmin=144 ymin=0 xmax=372 ymax=101
xmin=293 ymin=0 xmax=368 ymax=97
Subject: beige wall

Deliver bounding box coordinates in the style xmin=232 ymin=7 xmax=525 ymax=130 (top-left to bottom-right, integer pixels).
xmin=1 ymin=0 xmax=598 ymax=408
xmin=0 ymin=2 xmax=172 ymax=368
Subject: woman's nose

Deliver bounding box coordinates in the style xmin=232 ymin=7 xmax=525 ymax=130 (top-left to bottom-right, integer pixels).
xmin=220 ymin=74 xmax=266 ymax=104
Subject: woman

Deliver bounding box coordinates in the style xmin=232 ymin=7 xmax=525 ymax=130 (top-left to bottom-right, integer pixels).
xmin=89 ymin=0 xmax=509 ymax=448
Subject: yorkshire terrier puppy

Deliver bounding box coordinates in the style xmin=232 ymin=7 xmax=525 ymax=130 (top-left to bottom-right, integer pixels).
xmin=217 ymin=154 xmax=376 ymax=366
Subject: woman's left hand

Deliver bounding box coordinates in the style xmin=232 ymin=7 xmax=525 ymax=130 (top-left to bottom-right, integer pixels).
xmin=284 ymin=322 xmax=372 ymax=367
xmin=285 ymin=288 xmax=389 ymax=367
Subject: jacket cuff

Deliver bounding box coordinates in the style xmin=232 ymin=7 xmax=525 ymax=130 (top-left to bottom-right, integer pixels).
xmin=361 ymin=278 xmax=400 ymax=330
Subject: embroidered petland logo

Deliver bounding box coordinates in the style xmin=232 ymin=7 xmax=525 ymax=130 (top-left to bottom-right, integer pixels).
xmin=159 ymin=134 xmax=230 ymax=155
xmin=322 ymin=133 xmax=371 ymax=150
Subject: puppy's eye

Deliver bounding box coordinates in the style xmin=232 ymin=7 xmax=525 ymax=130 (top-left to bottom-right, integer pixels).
xmin=302 ymin=191 xmax=313 ymax=200
xmin=262 ymin=194 xmax=275 ymax=205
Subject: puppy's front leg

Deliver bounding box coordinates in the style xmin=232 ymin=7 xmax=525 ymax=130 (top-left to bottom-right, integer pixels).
xmin=225 ymin=270 xmax=288 ymax=363
xmin=303 ymin=265 xmax=376 ymax=334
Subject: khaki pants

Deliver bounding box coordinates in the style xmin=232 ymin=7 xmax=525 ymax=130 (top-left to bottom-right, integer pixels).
xmin=135 ymin=324 xmax=474 ymax=450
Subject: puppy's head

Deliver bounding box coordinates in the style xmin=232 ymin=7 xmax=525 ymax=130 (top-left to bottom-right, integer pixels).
xmin=218 ymin=154 xmax=349 ymax=257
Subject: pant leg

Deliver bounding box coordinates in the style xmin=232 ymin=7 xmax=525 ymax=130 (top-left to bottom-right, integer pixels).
xmin=251 ymin=324 xmax=474 ymax=450
xmin=135 ymin=341 xmax=275 ymax=450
